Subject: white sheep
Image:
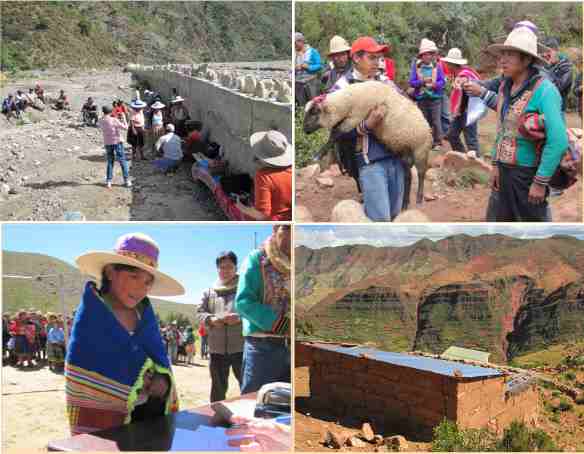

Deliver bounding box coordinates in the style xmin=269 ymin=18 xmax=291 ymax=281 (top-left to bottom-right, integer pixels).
xmin=303 ymin=80 xmax=432 ymax=207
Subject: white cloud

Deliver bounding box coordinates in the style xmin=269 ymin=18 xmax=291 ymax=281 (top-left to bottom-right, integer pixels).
xmin=295 ymin=224 xmax=584 ymax=249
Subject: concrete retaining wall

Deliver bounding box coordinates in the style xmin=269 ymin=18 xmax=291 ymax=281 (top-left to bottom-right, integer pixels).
xmin=131 ymin=66 xmax=292 ymax=176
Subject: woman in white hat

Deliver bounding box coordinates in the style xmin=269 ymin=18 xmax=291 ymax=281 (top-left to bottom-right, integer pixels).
xmin=247 ymin=130 xmax=292 ymax=221
xmin=150 ymin=100 xmax=166 ymax=143
xmin=66 ymin=233 xmax=184 ymax=435
xmin=128 ymin=99 xmax=147 ymax=160
xmin=441 ymin=48 xmax=482 ymax=158
xmin=409 ymin=38 xmax=446 ymax=149
xmin=483 ymin=27 xmax=568 ymax=221
xmin=169 ymin=96 xmax=190 ymax=138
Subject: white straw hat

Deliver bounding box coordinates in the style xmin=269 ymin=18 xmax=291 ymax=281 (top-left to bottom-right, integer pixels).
xmin=76 ymin=233 xmax=185 ymax=297
xmin=419 ymin=38 xmax=438 ymax=56
xmin=151 ymin=101 xmax=165 ymax=109
xmin=487 ymin=27 xmax=547 ymax=65
xmin=328 ymin=36 xmax=351 ymax=56
xmin=441 ymin=48 xmax=468 ymax=66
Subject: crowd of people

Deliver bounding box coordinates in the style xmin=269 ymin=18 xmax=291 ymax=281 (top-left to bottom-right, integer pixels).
xmin=296 ymin=20 xmax=582 ymax=222
xmin=3 ymin=310 xmax=71 ymax=371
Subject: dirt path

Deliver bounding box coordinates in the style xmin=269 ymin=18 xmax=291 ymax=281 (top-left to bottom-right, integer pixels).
xmin=2 ymin=358 xmax=241 ymax=450
xmin=0 ymin=70 xmax=225 ymax=221
xmin=296 ymin=111 xmax=582 ymax=222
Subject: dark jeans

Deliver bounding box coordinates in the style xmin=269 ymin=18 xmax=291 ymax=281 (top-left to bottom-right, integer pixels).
xmin=201 ymin=335 xmax=208 ymax=358
xmin=417 ymin=98 xmax=443 ymax=146
xmin=441 ymin=93 xmax=451 ymax=136
xmin=240 ymin=337 xmax=290 ymax=394
xmin=447 ymin=113 xmax=480 ymax=155
xmin=210 ymin=352 xmax=243 ymax=403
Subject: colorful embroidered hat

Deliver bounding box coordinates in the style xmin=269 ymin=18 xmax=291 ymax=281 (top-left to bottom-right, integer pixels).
xmin=76 ymin=233 xmax=185 ymax=297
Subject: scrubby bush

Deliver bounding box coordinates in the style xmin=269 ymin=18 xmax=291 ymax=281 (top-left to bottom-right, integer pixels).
xmin=497 ymin=421 xmax=560 ymax=451
xmin=431 ymin=419 xmax=496 ymax=452
xmin=432 ymin=420 xmax=560 ymax=452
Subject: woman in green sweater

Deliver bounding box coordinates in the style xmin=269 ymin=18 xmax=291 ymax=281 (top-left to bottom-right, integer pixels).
xmin=485 ymin=27 xmax=568 ymax=221
xmin=235 ymin=225 xmax=290 ymax=394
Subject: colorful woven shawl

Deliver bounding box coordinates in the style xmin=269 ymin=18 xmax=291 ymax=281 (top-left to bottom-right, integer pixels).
xmin=65 ymin=282 xmax=178 ymax=435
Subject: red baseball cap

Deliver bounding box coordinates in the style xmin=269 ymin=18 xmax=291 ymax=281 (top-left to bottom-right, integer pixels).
xmin=350 ymin=37 xmax=389 ymax=56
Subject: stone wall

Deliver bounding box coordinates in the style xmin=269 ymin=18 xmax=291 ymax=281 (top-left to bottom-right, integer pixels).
xmin=130 ymin=63 xmax=292 ymax=176
xmin=296 ymin=342 xmax=538 ymax=438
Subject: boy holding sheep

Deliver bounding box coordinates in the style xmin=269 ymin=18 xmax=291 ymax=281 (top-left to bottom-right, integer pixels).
xmin=327 ymin=36 xmax=407 ymax=222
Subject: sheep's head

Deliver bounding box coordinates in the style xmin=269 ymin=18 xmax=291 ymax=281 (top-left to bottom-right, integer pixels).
xmin=303 ymin=95 xmax=330 ymax=134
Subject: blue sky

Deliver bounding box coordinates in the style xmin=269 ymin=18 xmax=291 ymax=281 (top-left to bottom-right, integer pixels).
xmin=295 ymin=224 xmax=584 ymax=249
xmin=2 ymin=223 xmax=276 ymax=305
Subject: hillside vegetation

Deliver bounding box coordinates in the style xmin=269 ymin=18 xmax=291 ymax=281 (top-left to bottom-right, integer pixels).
xmin=1 ymin=1 xmax=292 ymax=73
xmin=296 ymin=2 xmax=582 ymax=86
xmin=2 ymin=250 xmax=196 ymax=322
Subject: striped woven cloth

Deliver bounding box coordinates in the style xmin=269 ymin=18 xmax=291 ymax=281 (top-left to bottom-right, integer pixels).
xmin=65 ymin=282 xmax=178 ymax=435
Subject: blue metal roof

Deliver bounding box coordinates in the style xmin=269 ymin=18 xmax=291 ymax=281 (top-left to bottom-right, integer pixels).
xmin=317 ymin=344 xmax=503 ymax=379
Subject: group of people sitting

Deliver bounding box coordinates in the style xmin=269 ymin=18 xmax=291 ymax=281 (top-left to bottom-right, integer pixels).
xmin=3 ymin=310 xmax=71 ymax=372
xmin=296 ymin=20 xmax=581 ymax=222
xmin=1 ymin=83 xmax=49 ymax=120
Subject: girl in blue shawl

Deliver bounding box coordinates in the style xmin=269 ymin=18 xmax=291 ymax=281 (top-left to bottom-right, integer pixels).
xmin=66 ymin=233 xmax=185 ymax=435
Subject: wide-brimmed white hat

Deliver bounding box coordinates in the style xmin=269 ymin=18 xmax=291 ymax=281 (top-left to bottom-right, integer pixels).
xmin=250 ymin=130 xmax=292 ymax=168
xmin=171 ymin=96 xmax=185 ymax=103
xmin=487 ymin=27 xmax=547 ymax=65
xmin=130 ymin=99 xmax=147 ymax=109
xmin=328 ymin=36 xmax=351 ymax=56
xmin=441 ymin=48 xmax=468 ymax=65
xmin=419 ymin=38 xmax=438 ymax=56
xmin=151 ymin=101 xmax=165 ymax=109
xmin=76 ymin=233 xmax=185 ymax=297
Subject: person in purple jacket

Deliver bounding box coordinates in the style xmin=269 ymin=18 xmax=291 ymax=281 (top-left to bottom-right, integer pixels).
xmin=409 ymin=38 xmax=446 ymax=149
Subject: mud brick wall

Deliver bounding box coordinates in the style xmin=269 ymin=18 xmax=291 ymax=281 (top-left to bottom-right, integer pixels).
xmin=297 ymin=343 xmax=537 ymax=438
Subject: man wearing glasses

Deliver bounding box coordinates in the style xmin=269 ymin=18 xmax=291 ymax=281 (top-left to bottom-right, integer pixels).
xmin=328 ymin=36 xmax=406 ymax=222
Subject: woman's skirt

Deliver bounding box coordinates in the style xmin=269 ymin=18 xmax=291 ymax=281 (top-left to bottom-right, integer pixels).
xmin=487 ymin=163 xmax=550 ymax=222
xmin=127 ymin=126 xmax=145 ymax=148
xmin=14 ymin=335 xmax=30 ymax=355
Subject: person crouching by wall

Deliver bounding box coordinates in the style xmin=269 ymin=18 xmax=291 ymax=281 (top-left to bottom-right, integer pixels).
xmin=153 ymin=124 xmax=183 ymax=175
xmin=235 ymin=225 xmax=291 ymax=394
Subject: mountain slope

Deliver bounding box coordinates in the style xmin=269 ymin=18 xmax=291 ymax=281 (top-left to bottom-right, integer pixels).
xmin=1 ymin=2 xmax=292 ymax=73
xmin=297 ymin=235 xmax=584 ymax=362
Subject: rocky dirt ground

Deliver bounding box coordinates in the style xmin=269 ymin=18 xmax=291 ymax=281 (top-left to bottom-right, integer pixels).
xmin=296 ymin=110 xmax=582 ymax=223
xmin=0 ymin=69 xmax=226 ymax=221
xmin=2 ymin=355 xmax=240 ymax=450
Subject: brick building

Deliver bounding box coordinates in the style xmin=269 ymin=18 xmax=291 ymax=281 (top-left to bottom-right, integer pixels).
xmin=296 ymin=342 xmax=538 ymax=439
